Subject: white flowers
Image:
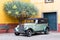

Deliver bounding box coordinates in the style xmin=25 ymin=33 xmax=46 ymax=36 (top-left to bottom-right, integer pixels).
xmin=12 ymin=5 xmax=17 ymax=9
xmin=8 ymin=11 xmax=11 ymax=14
xmin=15 ymin=11 xmax=19 ymax=15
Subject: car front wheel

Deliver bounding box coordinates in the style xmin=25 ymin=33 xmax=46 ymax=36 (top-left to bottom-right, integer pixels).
xmin=15 ymin=32 xmax=20 ymax=36
xmin=26 ymin=30 xmax=32 ymax=37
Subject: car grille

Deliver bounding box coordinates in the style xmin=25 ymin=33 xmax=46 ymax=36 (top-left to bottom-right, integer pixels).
xmin=19 ymin=24 xmax=25 ymax=33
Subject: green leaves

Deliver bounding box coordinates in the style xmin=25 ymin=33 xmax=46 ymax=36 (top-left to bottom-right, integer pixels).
xmin=4 ymin=1 xmax=38 ymax=19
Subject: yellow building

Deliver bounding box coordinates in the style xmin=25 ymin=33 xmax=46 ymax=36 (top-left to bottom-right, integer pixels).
xmin=0 ymin=0 xmax=60 ymax=32
xmin=30 ymin=0 xmax=60 ymax=32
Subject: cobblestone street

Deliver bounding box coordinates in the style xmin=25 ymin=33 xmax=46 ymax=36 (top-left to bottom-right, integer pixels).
xmin=0 ymin=32 xmax=60 ymax=40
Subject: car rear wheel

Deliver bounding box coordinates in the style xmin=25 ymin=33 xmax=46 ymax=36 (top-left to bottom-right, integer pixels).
xmin=44 ymin=28 xmax=49 ymax=34
xmin=15 ymin=32 xmax=20 ymax=36
xmin=26 ymin=30 xmax=32 ymax=37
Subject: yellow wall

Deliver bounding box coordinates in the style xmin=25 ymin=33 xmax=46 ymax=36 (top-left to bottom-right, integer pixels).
xmin=0 ymin=0 xmax=60 ymax=24
xmin=0 ymin=0 xmax=30 ymax=24
xmin=30 ymin=0 xmax=60 ymax=24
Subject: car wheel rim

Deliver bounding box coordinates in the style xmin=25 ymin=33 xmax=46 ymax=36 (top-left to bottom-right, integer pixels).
xmin=28 ymin=30 xmax=32 ymax=37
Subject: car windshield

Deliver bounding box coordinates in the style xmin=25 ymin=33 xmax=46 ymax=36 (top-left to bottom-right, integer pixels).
xmin=25 ymin=20 xmax=35 ymax=23
xmin=24 ymin=18 xmax=48 ymax=23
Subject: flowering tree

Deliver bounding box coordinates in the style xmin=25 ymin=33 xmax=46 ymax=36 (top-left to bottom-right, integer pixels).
xmin=4 ymin=1 xmax=38 ymax=23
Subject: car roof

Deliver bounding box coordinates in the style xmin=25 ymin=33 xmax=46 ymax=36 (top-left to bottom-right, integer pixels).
xmin=26 ymin=18 xmax=47 ymax=20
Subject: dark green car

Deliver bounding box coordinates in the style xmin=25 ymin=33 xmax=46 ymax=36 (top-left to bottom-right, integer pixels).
xmin=14 ymin=18 xmax=49 ymax=37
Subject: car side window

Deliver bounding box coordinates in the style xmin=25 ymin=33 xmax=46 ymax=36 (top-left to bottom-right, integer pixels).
xmin=38 ymin=19 xmax=47 ymax=24
xmin=40 ymin=20 xmax=45 ymax=23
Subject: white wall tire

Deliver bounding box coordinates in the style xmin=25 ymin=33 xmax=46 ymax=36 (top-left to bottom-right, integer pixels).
xmin=15 ymin=32 xmax=20 ymax=36
xmin=26 ymin=30 xmax=32 ymax=37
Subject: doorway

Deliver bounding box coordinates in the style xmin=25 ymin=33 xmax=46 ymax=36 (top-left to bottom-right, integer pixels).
xmin=43 ymin=12 xmax=57 ymax=31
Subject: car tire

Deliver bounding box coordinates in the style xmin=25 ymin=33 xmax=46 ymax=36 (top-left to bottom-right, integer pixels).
xmin=44 ymin=28 xmax=49 ymax=34
xmin=26 ymin=30 xmax=32 ymax=37
xmin=15 ymin=32 xmax=20 ymax=36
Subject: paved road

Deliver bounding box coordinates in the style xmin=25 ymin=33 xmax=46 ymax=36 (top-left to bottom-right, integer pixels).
xmin=0 ymin=32 xmax=60 ymax=40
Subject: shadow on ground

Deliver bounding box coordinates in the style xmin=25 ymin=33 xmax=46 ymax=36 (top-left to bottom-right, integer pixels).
xmin=15 ymin=33 xmax=49 ymax=37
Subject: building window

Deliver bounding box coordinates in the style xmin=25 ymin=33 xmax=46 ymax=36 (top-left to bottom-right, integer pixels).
xmin=45 ymin=0 xmax=54 ymax=3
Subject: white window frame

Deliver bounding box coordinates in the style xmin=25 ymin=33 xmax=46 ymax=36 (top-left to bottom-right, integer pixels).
xmin=45 ymin=0 xmax=54 ymax=3
xmin=35 ymin=20 xmax=38 ymax=24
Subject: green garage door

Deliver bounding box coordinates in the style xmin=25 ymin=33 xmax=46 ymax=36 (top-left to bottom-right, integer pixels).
xmin=43 ymin=12 xmax=57 ymax=31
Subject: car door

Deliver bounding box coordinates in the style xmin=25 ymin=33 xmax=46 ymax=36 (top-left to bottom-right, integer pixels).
xmin=34 ymin=19 xmax=42 ymax=31
xmin=38 ymin=19 xmax=47 ymax=30
xmin=34 ymin=19 xmax=40 ymax=31
xmin=34 ymin=23 xmax=40 ymax=31
xmin=35 ymin=23 xmax=45 ymax=31
xmin=36 ymin=19 xmax=47 ymax=31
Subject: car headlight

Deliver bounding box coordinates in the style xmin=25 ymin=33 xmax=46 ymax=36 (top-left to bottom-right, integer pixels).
xmin=15 ymin=27 xmax=19 ymax=31
xmin=15 ymin=25 xmax=19 ymax=31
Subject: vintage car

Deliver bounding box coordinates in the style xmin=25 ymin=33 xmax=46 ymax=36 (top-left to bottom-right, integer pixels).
xmin=14 ymin=18 xmax=49 ymax=37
